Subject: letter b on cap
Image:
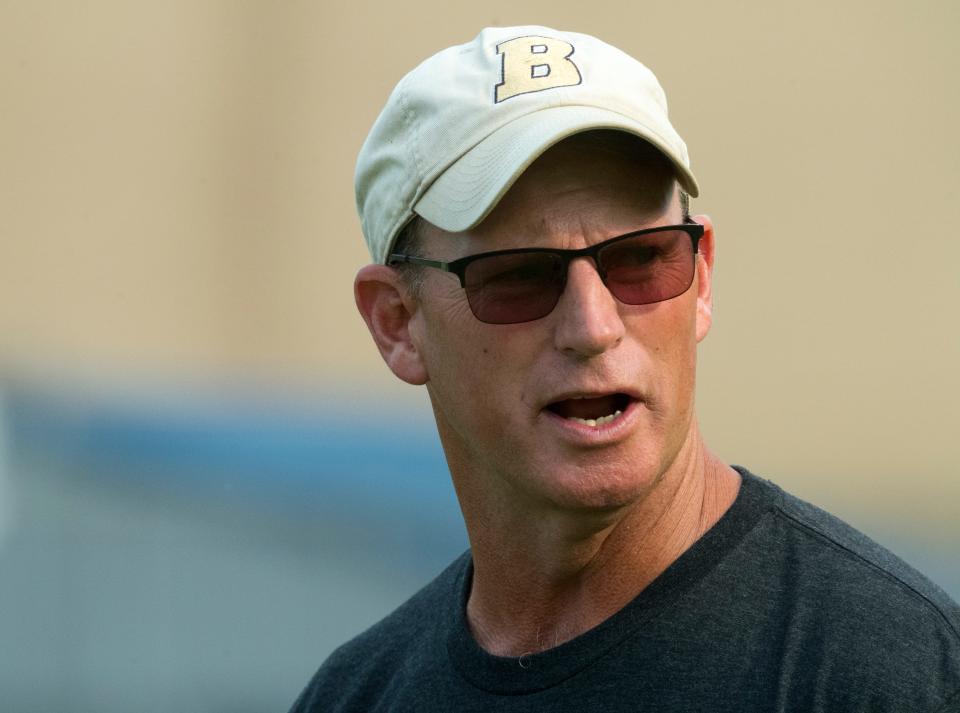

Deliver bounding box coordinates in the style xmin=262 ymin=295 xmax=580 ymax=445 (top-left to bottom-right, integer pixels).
xmin=495 ymin=36 xmax=582 ymax=103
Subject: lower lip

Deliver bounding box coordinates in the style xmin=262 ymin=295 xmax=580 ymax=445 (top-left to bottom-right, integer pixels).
xmin=540 ymin=399 xmax=642 ymax=446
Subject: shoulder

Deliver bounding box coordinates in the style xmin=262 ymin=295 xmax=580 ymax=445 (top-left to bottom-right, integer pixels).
xmin=757 ymin=471 xmax=959 ymax=631
xmin=735 ymin=469 xmax=960 ymax=707
xmin=288 ymin=552 xmax=470 ymax=713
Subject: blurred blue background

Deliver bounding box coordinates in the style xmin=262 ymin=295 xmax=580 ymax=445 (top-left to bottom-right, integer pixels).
xmin=0 ymin=376 xmax=468 ymax=712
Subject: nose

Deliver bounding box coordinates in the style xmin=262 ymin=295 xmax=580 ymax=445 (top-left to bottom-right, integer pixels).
xmin=552 ymin=257 xmax=625 ymax=358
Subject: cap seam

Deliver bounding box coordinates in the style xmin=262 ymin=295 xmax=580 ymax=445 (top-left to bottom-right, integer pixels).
xmin=386 ymin=76 xmax=424 ymax=262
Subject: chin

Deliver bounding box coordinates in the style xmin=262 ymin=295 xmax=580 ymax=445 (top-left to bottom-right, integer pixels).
xmin=530 ymin=460 xmax=662 ymax=514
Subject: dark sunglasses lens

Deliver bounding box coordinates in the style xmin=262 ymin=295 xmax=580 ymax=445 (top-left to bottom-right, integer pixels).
xmin=599 ymin=229 xmax=696 ymax=305
xmin=464 ymin=252 xmax=565 ymax=324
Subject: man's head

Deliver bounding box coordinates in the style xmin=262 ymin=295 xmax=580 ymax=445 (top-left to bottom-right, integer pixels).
xmin=354 ymin=27 xmax=715 ymax=516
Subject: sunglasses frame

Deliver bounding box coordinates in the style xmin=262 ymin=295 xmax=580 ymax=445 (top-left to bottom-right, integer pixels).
xmin=388 ymin=220 xmax=704 ymax=322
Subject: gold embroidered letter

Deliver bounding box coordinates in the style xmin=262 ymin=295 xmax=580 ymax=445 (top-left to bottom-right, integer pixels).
xmin=495 ymin=36 xmax=581 ymax=103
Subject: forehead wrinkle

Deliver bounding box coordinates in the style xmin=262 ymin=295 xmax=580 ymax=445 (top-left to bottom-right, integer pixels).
xmin=519 ymin=183 xmax=677 ymax=250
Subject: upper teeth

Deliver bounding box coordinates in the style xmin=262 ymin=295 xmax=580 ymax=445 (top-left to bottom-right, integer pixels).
xmin=568 ymin=409 xmax=622 ymax=427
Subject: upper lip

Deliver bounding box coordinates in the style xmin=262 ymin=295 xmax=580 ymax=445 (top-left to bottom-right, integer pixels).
xmin=539 ymin=386 xmax=643 ymax=411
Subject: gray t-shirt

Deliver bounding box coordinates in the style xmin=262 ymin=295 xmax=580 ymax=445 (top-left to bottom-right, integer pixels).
xmin=290 ymin=468 xmax=960 ymax=712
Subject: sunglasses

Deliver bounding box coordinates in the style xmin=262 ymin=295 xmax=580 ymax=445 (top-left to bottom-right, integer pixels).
xmin=388 ymin=221 xmax=704 ymax=325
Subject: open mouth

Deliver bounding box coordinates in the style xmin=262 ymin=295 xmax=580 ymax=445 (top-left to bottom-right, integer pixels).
xmin=545 ymin=393 xmax=634 ymax=428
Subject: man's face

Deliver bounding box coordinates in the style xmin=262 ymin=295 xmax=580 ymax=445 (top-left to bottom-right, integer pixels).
xmin=405 ymin=136 xmax=714 ymax=515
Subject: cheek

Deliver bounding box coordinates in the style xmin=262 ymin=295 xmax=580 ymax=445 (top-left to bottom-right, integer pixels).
xmin=413 ymin=290 xmax=480 ymax=373
xmin=418 ymin=312 xmax=511 ymax=417
xmin=668 ymin=320 xmax=700 ymax=416
xmin=423 ymin=333 xmax=539 ymax=478
xmin=636 ymin=300 xmax=700 ymax=409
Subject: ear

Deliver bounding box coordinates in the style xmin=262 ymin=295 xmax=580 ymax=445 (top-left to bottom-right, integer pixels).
xmin=354 ymin=264 xmax=428 ymax=385
xmin=691 ymin=214 xmax=715 ymax=343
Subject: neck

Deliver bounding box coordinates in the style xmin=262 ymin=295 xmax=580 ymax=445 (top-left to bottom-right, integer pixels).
xmin=455 ymin=426 xmax=740 ymax=657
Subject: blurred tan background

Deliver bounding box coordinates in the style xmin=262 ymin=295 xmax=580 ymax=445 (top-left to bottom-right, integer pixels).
xmin=0 ymin=2 xmax=957 ymax=709
xmin=3 ymin=0 xmax=958 ymax=521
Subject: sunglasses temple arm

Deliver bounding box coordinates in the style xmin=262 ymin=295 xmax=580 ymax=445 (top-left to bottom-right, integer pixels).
xmin=387 ymin=254 xmax=450 ymax=270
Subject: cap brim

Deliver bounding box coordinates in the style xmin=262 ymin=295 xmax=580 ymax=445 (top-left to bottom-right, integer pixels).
xmin=413 ymin=104 xmax=699 ymax=234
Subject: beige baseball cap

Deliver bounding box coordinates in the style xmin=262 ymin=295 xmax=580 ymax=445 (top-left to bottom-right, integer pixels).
xmin=355 ymin=25 xmax=699 ymax=264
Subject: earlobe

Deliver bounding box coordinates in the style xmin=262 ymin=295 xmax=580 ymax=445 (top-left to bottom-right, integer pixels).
xmin=354 ymin=265 xmax=429 ymax=385
xmin=692 ymin=214 xmax=715 ymax=343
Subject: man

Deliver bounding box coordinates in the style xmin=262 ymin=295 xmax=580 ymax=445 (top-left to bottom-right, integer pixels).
xmin=291 ymin=26 xmax=960 ymax=712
